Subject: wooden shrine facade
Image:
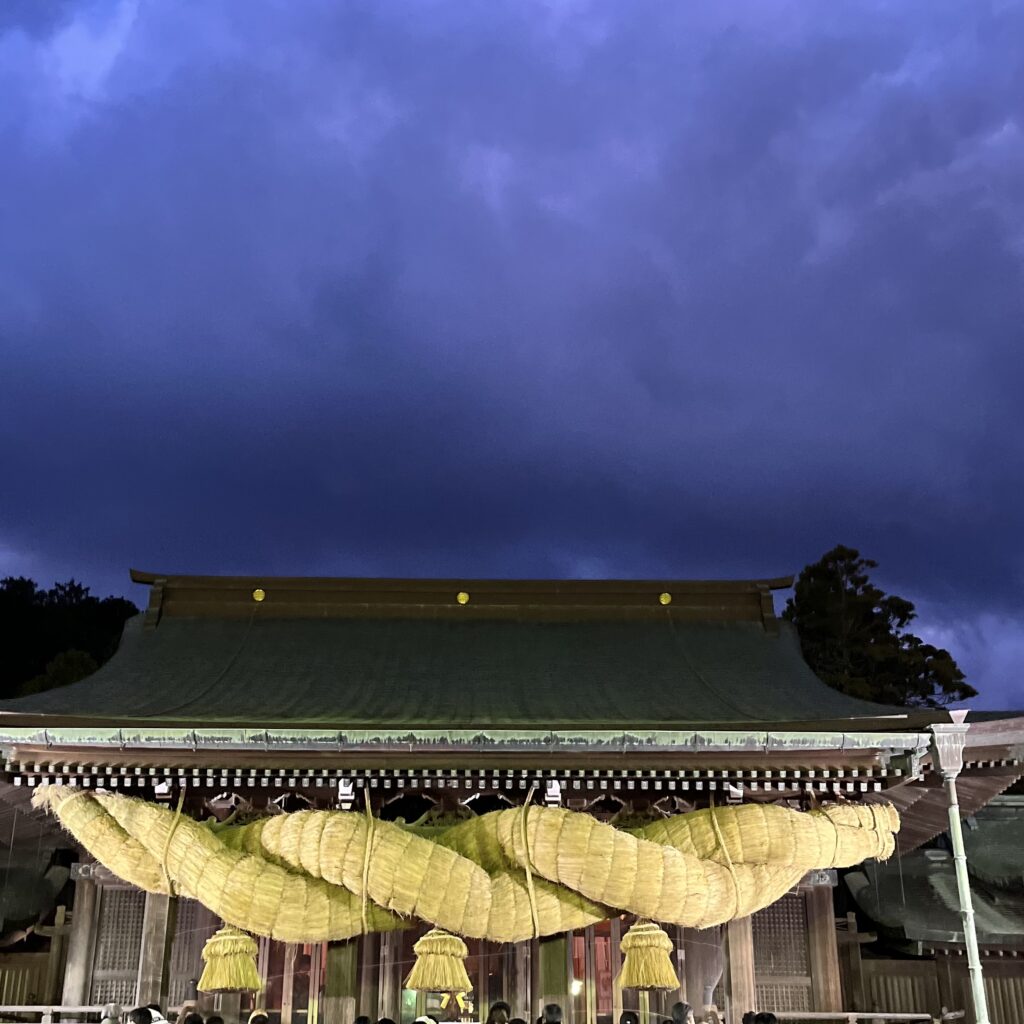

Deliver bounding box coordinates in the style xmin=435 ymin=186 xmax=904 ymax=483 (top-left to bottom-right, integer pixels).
xmin=0 ymin=571 xmax=1022 ymax=1024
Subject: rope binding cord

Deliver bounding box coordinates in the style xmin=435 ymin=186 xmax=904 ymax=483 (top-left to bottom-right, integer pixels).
xmin=159 ymin=787 xmax=186 ymax=896
xmin=707 ymin=799 xmax=741 ymax=919
xmin=520 ymin=782 xmax=541 ymax=939
xmin=361 ymin=786 xmax=375 ymax=936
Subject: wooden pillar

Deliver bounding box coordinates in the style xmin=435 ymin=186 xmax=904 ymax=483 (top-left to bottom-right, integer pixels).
xmin=584 ymin=927 xmax=597 ymax=1024
xmin=806 ymin=884 xmax=842 ymax=1012
xmin=309 ymin=943 xmax=324 ymax=1024
xmin=609 ymin=918 xmax=623 ymax=1020
xmin=669 ymin=925 xmax=685 ymax=1011
xmin=838 ymin=912 xmax=867 ymax=1012
xmin=63 ymin=879 xmax=98 ymax=1005
xmin=214 ymin=992 xmax=242 ymax=1024
xmin=378 ymin=931 xmax=400 ymax=1021
xmin=565 ymin=933 xmax=575 ymax=1024
xmin=936 ymin=951 xmax=959 ymax=1018
xmin=683 ymin=927 xmax=722 ymax=1013
xmin=359 ymin=934 xmax=379 ymax=1020
xmin=136 ymin=892 xmax=177 ymax=1008
xmin=42 ymin=905 xmax=69 ymax=1004
xmin=537 ymin=934 xmax=570 ymax=1019
xmin=513 ymin=941 xmax=531 ymax=1019
xmin=281 ymin=944 xmax=298 ymax=1024
xmin=724 ymin=917 xmax=755 ymax=1019
xmin=322 ymin=941 xmax=359 ymax=1024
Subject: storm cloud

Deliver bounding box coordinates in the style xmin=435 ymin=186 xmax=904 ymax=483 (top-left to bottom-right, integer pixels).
xmin=1 ymin=0 xmax=1022 ymax=706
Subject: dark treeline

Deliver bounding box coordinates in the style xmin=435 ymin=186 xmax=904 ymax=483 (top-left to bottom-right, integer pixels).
xmin=784 ymin=544 xmax=975 ymax=708
xmin=0 ymin=577 xmax=137 ymax=699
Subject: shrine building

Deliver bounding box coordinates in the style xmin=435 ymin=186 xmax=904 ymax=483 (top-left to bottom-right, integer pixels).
xmin=1 ymin=571 xmax=1021 ymax=1024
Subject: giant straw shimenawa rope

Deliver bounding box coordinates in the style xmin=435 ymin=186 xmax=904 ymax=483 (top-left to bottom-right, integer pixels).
xmin=33 ymin=785 xmax=898 ymax=944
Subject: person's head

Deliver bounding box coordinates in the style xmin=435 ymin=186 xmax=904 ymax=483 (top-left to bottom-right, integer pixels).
xmin=753 ymin=1015 xmax=778 ymax=1024
xmin=619 ymin=1013 xmax=639 ymax=1024
xmin=741 ymin=1015 xmax=755 ymax=1024
xmin=102 ymin=1006 xmax=121 ymax=1022
xmin=181 ymin=1013 xmax=203 ymax=1024
xmin=670 ymin=1003 xmax=693 ymax=1024
xmin=509 ymin=1018 xmax=526 ymax=1024
xmin=377 ymin=1018 xmax=396 ymax=1024
xmin=247 ymin=1013 xmax=269 ymax=1024
xmin=542 ymin=1005 xmax=562 ymax=1024
xmin=129 ymin=1010 xmax=151 ymax=1024
xmin=486 ymin=1002 xmax=511 ymax=1024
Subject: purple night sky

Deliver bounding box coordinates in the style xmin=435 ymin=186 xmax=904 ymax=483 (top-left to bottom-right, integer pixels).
xmin=1 ymin=2 xmax=1022 ymax=708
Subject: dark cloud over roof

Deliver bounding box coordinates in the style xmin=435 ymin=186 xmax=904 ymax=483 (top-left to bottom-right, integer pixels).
xmin=1 ymin=1 xmax=1022 ymax=708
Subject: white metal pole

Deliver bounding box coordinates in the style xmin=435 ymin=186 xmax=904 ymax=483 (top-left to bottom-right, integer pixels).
xmin=930 ymin=715 xmax=990 ymax=1024
xmin=942 ymin=773 xmax=990 ymax=1024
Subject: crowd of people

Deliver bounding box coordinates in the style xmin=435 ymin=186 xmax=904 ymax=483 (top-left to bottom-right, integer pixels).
xmin=365 ymin=1000 xmax=779 ymax=1024
xmin=106 ymin=998 xmax=777 ymax=1024
xmin=113 ymin=1006 xmax=255 ymax=1024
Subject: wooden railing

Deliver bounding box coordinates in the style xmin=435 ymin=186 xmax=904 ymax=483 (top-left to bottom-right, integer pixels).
xmin=771 ymin=1011 xmax=965 ymax=1022
xmin=0 ymin=1005 xmax=108 ymax=1024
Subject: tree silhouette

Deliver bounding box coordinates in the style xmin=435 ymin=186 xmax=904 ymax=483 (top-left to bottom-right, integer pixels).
xmin=0 ymin=577 xmax=137 ymax=699
xmin=783 ymin=545 xmax=976 ymax=707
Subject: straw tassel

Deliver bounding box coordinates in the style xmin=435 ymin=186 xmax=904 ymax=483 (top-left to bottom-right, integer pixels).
xmin=617 ymin=921 xmax=680 ymax=990
xmin=404 ymin=929 xmax=473 ymax=993
xmin=198 ymin=926 xmax=262 ymax=993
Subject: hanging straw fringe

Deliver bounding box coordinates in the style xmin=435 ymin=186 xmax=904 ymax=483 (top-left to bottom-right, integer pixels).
xmin=198 ymin=926 xmax=262 ymax=993
xmin=404 ymin=928 xmax=472 ymax=993
xmin=617 ymin=921 xmax=680 ymax=990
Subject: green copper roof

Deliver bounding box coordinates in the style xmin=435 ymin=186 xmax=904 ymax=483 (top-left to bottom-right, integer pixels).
xmin=0 ymin=610 xmax=909 ymax=729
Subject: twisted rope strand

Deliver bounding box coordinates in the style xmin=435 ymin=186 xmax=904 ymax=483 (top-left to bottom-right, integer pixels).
xmin=33 ymin=784 xmax=899 ymax=943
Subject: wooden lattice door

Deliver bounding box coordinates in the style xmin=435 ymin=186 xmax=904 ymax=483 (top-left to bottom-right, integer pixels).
xmin=752 ymin=892 xmax=813 ymax=1014
xmin=89 ymin=887 xmax=145 ymax=1007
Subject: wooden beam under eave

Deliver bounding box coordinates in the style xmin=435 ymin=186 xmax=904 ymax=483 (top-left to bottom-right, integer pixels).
xmin=4 ymin=742 xmax=896 ymax=773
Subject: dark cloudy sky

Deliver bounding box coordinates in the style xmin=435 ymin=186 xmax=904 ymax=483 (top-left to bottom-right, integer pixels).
xmin=2 ymin=1 xmax=1022 ymax=708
